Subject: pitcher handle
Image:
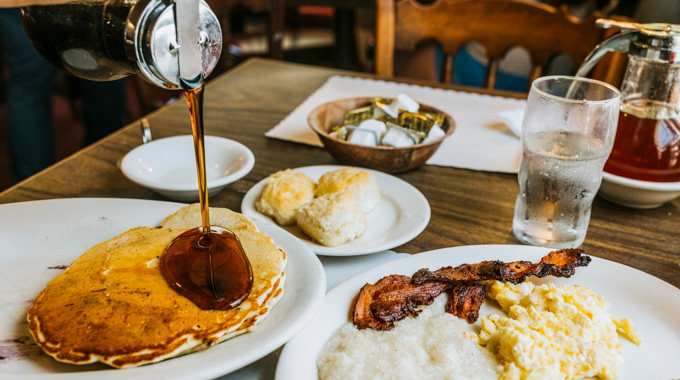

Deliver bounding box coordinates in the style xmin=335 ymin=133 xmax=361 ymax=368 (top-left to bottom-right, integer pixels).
xmin=576 ymin=30 xmax=638 ymax=77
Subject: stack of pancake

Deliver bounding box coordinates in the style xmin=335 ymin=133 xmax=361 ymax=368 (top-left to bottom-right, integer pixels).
xmin=27 ymin=204 xmax=286 ymax=368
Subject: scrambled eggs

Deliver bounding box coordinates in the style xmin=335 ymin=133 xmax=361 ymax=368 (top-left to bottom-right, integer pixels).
xmin=479 ymin=280 xmax=641 ymax=380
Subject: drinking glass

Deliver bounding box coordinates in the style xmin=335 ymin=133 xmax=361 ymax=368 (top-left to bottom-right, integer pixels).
xmin=513 ymin=76 xmax=620 ymax=248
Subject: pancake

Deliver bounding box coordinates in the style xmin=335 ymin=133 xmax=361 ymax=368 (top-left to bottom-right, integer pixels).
xmin=27 ymin=205 xmax=286 ymax=368
xmin=159 ymin=204 xmax=259 ymax=233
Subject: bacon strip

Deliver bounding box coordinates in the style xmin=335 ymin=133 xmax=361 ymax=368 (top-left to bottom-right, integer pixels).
xmin=353 ymin=275 xmax=451 ymax=330
xmin=445 ymin=284 xmax=486 ymax=323
xmin=412 ymin=249 xmax=590 ymax=285
xmin=351 ymin=249 xmax=591 ymax=331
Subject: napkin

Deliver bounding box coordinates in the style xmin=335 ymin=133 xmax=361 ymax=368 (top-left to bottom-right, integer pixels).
xmin=266 ymin=76 xmax=527 ymax=173
xmin=219 ymin=250 xmax=410 ymax=380
xmin=498 ymin=108 xmax=525 ymax=137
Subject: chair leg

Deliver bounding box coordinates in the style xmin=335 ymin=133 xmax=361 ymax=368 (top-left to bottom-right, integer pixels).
xmin=333 ymin=9 xmax=357 ymax=70
xmin=528 ymin=65 xmax=542 ymax=91
xmin=0 ymin=64 xmax=6 ymax=103
xmin=485 ymin=60 xmax=499 ymax=90
xmin=63 ymin=75 xmax=83 ymax=122
xmin=267 ymin=0 xmax=285 ymax=60
xmin=442 ymin=54 xmax=454 ymax=84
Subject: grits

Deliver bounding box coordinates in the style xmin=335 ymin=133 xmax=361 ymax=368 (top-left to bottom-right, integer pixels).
xmin=317 ymin=296 xmax=501 ymax=380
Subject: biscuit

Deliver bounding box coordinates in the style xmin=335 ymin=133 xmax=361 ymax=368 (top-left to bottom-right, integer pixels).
xmin=315 ymin=168 xmax=381 ymax=213
xmin=256 ymin=169 xmax=315 ymax=225
xmin=297 ymin=191 xmax=367 ymax=247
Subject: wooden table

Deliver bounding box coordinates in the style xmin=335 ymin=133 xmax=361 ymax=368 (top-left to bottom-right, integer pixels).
xmin=1 ymin=57 xmax=678 ymax=292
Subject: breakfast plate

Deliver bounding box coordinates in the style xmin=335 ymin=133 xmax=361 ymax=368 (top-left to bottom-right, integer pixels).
xmin=276 ymin=245 xmax=680 ymax=379
xmin=0 ymin=198 xmax=326 ymax=379
xmin=241 ymin=165 xmax=430 ymax=256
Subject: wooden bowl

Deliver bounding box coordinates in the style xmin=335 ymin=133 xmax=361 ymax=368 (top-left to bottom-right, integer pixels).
xmin=308 ymin=98 xmax=456 ymax=173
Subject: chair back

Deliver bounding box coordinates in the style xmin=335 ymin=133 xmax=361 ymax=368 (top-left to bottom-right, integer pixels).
xmin=375 ymin=0 xmax=609 ymax=90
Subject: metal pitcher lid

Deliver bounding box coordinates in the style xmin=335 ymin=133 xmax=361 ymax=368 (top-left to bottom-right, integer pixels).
xmin=597 ymin=19 xmax=680 ymax=64
xmin=638 ymin=23 xmax=680 ymax=37
xmin=126 ymin=0 xmax=222 ymax=89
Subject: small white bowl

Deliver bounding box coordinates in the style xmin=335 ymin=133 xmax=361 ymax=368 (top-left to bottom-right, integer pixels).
xmin=599 ymin=171 xmax=680 ymax=209
xmin=121 ymin=135 xmax=255 ymax=201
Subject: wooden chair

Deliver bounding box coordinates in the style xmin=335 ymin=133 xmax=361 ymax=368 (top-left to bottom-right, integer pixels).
xmin=375 ymin=0 xmax=618 ymax=90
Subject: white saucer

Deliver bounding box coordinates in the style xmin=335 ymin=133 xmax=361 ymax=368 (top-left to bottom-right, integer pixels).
xmin=241 ymin=165 xmax=431 ymax=256
xmin=600 ymin=171 xmax=680 ymax=208
xmin=120 ymin=136 xmax=255 ymax=201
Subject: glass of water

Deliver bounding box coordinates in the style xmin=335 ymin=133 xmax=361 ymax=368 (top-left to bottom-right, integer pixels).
xmin=513 ymin=76 xmax=620 ymax=248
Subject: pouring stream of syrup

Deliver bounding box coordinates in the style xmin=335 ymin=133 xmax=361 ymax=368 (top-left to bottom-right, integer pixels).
xmin=160 ymin=78 xmax=253 ymax=310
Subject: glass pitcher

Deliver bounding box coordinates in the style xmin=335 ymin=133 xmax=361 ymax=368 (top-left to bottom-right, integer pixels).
xmin=20 ymin=0 xmax=222 ymax=89
xmin=577 ymin=20 xmax=680 ymax=182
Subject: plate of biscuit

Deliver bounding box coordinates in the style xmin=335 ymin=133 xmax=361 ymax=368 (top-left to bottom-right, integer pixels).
xmin=241 ymin=165 xmax=430 ymax=256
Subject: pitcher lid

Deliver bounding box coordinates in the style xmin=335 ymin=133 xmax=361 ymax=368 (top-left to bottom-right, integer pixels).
xmin=597 ymin=20 xmax=680 ymax=64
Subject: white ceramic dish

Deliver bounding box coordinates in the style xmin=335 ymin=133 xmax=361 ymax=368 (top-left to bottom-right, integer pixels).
xmin=276 ymin=244 xmax=680 ymax=380
xmin=241 ymin=165 xmax=431 ymax=256
xmin=599 ymin=171 xmax=680 ymax=208
xmin=120 ymin=136 xmax=255 ymax=201
xmin=0 ymin=198 xmax=325 ymax=380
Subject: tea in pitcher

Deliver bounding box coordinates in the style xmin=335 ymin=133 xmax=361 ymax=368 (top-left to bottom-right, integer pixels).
xmin=604 ymin=101 xmax=680 ymax=182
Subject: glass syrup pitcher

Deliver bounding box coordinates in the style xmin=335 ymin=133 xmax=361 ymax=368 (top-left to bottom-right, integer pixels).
xmin=577 ymin=20 xmax=680 ymax=182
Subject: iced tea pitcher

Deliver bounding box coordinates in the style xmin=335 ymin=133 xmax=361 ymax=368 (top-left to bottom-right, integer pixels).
xmin=577 ymin=20 xmax=680 ymax=182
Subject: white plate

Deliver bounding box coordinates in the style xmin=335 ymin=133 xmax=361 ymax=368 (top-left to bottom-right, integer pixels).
xmin=276 ymin=245 xmax=680 ymax=380
xmin=241 ymin=165 xmax=431 ymax=256
xmin=0 ymin=198 xmax=326 ymax=380
xmin=120 ymin=135 xmax=255 ymax=201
